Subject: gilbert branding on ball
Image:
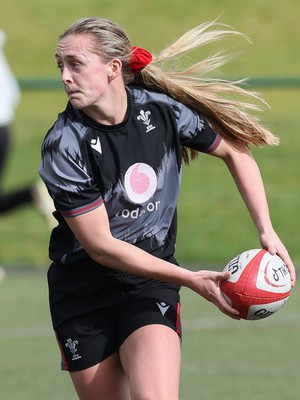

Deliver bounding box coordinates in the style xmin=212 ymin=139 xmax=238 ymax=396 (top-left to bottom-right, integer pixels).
xmin=220 ymin=249 xmax=291 ymax=320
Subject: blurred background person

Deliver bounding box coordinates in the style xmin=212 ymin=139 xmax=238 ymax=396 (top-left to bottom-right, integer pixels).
xmin=0 ymin=28 xmax=55 ymax=281
xmin=0 ymin=29 xmax=54 ymax=225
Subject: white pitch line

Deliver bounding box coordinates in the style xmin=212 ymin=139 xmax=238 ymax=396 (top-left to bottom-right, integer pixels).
xmin=0 ymin=313 xmax=299 ymax=341
xmin=182 ymin=312 xmax=300 ymax=331
xmin=0 ymin=326 xmax=53 ymax=341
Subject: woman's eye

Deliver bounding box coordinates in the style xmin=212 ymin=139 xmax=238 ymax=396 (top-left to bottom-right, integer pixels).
xmin=71 ymin=62 xmax=81 ymax=68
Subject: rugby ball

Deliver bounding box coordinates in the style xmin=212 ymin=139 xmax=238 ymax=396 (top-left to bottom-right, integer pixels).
xmin=220 ymin=249 xmax=291 ymax=320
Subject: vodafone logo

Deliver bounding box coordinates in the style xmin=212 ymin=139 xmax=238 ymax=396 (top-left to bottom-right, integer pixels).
xmin=115 ymin=163 xmax=160 ymax=220
xmin=124 ymin=163 xmax=157 ymax=204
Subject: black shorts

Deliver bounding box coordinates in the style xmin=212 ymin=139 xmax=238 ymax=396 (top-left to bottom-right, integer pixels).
xmin=48 ymin=260 xmax=181 ymax=372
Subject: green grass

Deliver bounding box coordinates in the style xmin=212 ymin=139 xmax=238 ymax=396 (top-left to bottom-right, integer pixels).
xmin=180 ymin=284 xmax=300 ymax=400
xmin=0 ymin=270 xmax=299 ymax=400
xmin=2 ymin=0 xmax=300 ymax=77
xmin=0 ymin=271 xmax=75 ymax=400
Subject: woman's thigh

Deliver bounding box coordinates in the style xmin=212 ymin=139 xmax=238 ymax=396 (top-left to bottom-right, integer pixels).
xmin=119 ymin=324 xmax=181 ymax=400
xmin=69 ymin=352 xmax=131 ymax=400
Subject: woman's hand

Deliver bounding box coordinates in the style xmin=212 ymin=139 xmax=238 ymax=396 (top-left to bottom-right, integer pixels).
xmin=260 ymin=230 xmax=296 ymax=287
xmin=188 ymin=270 xmax=240 ymax=320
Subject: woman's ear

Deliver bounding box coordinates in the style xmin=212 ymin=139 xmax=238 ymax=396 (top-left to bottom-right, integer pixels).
xmin=108 ymin=59 xmax=122 ymax=80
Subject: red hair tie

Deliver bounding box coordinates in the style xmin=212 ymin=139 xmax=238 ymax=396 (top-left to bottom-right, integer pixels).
xmin=130 ymin=46 xmax=152 ymax=74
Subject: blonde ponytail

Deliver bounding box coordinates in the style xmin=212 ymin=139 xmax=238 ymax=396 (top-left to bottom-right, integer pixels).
xmin=136 ymin=21 xmax=278 ymax=162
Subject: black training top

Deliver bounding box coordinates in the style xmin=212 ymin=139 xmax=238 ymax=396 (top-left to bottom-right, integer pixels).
xmin=39 ymin=86 xmax=221 ymax=266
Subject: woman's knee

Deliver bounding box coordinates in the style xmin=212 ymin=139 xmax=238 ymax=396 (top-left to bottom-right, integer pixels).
xmin=70 ymin=353 xmax=130 ymax=400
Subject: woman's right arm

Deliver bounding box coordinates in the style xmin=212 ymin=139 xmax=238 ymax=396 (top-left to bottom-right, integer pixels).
xmin=65 ymin=203 xmax=240 ymax=319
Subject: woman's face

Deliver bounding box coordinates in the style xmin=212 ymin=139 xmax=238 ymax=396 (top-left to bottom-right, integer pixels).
xmin=56 ymin=34 xmax=111 ymax=111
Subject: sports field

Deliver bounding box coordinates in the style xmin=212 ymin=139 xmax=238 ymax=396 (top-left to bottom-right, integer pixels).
xmin=0 ymin=0 xmax=299 ymax=399
xmin=1 ymin=271 xmax=299 ymax=400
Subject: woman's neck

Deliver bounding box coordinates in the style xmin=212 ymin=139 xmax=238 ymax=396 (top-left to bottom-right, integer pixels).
xmin=83 ymin=85 xmax=128 ymax=125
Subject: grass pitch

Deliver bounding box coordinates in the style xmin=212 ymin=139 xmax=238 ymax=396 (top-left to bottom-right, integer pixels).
xmin=0 ymin=271 xmax=299 ymax=400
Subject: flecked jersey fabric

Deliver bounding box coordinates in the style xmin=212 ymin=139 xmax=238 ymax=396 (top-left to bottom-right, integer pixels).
xmin=39 ymin=86 xmax=221 ymax=266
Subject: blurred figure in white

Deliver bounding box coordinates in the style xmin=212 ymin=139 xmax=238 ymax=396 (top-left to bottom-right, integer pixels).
xmin=0 ymin=29 xmax=55 ymax=280
xmin=0 ymin=29 xmax=54 ymax=223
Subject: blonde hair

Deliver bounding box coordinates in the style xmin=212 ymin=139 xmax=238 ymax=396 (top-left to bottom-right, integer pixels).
xmin=60 ymin=17 xmax=279 ymax=163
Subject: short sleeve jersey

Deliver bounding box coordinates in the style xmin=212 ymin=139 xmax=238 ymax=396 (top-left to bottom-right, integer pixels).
xmin=39 ymin=86 xmax=221 ymax=266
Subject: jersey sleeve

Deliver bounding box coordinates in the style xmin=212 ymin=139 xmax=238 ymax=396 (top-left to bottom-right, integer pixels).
xmin=171 ymin=100 xmax=222 ymax=153
xmin=39 ymin=118 xmax=103 ymax=218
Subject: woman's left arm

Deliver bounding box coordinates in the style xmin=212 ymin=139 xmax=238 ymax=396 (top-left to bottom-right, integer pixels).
xmin=211 ymin=138 xmax=296 ymax=286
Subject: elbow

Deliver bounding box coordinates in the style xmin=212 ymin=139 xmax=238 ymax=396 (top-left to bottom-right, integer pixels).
xmin=87 ymin=247 xmax=110 ymax=266
xmin=85 ymin=238 xmax=117 ymax=267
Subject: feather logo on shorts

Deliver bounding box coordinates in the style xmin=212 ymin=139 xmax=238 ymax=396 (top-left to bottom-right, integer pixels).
xmin=65 ymin=338 xmax=82 ymax=361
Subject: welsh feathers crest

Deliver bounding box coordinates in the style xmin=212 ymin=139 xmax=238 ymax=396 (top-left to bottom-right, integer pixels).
xmin=137 ymin=109 xmax=156 ymax=132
